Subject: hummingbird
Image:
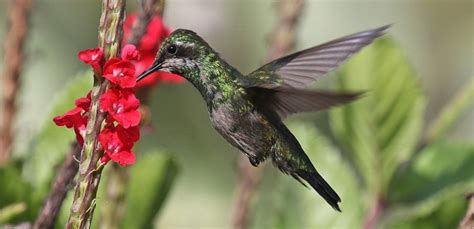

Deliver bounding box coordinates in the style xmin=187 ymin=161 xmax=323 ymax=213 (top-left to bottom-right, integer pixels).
xmin=137 ymin=25 xmax=389 ymax=211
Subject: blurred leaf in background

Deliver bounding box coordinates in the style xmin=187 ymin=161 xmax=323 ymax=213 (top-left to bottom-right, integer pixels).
xmin=384 ymin=141 xmax=474 ymax=229
xmin=0 ymin=162 xmax=36 ymax=223
xmin=22 ymin=73 xmax=91 ymax=195
xmin=124 ymin=151 xmax=178 ymax=229
xmin=54 ymin=150 xmax=179 ymax=229
xmin=329 ymin=36 xmax=474 ymax=228
xmin=330 ymin=37 xmax=425 ymax=197
xmin=0 ymin=73 xmax=92 ymax=224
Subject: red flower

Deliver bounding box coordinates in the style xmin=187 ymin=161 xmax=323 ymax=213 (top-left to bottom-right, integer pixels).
xmin=123 ymin=13 xmax=185 ymax=87
xmin=75 ymin=92 xmax=91 ymax=112
xmin=99 ymin=125 xmax=139 ymax=166
xmin=103 ymin=58 xmax=136 ymax=88
xmin=124 ymin=13 xmax=170 ymax=54
xmin=110 ymin=150 xmax=135 ymax=166
xmin=78 ymin=48 xmax=104 ymax=73
xmin=53 ymin=107 xmax=88 ymax=145
xmin=53 ymin=107 xmax=83 ymax=128
xmin=100 ymin=88 xmax=141 ymax=128
xmin=73 ymin=126 xmax=87 ymax=146
xmin=100 ymin=154 xmax=111 ymax=164
xmin=121 ymin=44 xmax=140 ymax=61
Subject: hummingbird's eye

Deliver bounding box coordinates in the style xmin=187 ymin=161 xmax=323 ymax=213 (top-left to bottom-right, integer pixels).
xmin=167 ymin=44 xmax=177 ymax=54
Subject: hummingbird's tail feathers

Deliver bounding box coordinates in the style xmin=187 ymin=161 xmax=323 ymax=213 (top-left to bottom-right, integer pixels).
xmin=272 ymin=148 xmax=342 ymax=212
xmin=249 ymin=87 xmax=364 ymax=119
xmin=245 ymin=25 xmax=390 ymax=89
xmin=269 ymin=121 xmax=342 ymax=211
xmin=295 ymin=169 xmax=342 ymax=212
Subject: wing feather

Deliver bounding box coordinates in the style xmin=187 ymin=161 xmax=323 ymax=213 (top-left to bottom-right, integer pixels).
xmin=249 ymin=87 xmax=363 ymax=119
xmin=246 ymin=25 xmax=389 ymax=89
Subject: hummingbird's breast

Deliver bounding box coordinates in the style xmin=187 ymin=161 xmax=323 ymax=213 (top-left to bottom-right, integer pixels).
xmin=209 ymin=101 xmax=277 ymax=161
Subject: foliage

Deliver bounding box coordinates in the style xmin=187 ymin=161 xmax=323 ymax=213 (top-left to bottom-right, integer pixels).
xmin=22 ymin=73 xmax=92 ymax=194
xmin=54 ymin=150 xmax=179 ymax=228
xmin=330 ymin=37 xmax=426 ymax=195
xmin=329 ymin=37 xmax=473 ymax=228
xmin=0 ymin=162 xmax=37 ymax=223
xmin=123 ymin=151 xmax=179 ymax=229
xmin=383 ymin=141 xmax=474 ymax=228
xmin=0 ymin=74 xmax=92 ymax=223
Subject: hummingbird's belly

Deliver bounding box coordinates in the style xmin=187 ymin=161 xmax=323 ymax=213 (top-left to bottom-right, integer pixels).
xmin=210 ymin=105 xmax=275 ymax=161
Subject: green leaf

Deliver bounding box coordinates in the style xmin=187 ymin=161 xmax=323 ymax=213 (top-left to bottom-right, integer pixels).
xmin=251 ymin=121 xmax=364 ymax=229
xmin=384 ymin=196 xmax=468 ymax=229
xmin=22 ymin=72 xmax=92 ymax=194
xmin=425 ymin=77 xmax=474 ymax=143
xmin=329 ymin=37 xmax=425 ymax=194
xmin=383 ymin=141 xmax=474 ymax=228
xmin=122 ymin=151 xmax=179 ymax=229
xmin=0 ymin=202 xmax=27 ymax=224
xmin=389 ymin=141 xmax=474 ymax=204
xmin=56 ymin=151 xmax=180 ymax=229
xmin=0 ymin=161 xmax=40 ymax=223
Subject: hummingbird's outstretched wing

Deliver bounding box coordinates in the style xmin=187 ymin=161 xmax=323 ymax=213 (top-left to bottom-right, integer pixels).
xmin=248 ymin=87 xmax=363 ymax=119
xmin=245 ymin=25 xmax=389 ymax=89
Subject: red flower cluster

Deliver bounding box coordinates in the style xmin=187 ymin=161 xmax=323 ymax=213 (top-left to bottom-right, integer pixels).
xmin=54 ymin=13 xmax=182 ymax=166
xmin=123 ymin=13 xmax=184 ymax=87
xmin=54 ymin=46 xmax=143 ymax=166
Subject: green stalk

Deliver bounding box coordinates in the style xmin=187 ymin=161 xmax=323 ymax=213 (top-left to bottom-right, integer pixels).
xmin=425 ymin=77 xmax=474 ymax=144
xmin=0 ymin=202 xmax=27 ymax=224
xmin=98 ymin=1 xmax=165 ymax=228
xmin=66 ymin=0 xmax=125 ymax=228
xmin=98 ymin=164 xmax=129 ymax=229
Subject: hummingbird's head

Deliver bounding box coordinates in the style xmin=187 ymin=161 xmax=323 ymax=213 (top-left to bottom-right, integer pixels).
xmin=136 ymin=29 xmax=212 ymax=82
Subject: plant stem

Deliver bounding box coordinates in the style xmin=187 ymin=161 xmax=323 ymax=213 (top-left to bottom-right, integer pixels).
xmin=459 ymin=193 xmax=474 ymax=229
xmin=98 ymin=1 xmax=165 ymax=228
xmin=0 ymin=0 xmax=33 ymax=166
xmin=363 ymin=195 xmax=386 ymax=229
xmin=231 ymin=1 xmax=304 ymax=228
xmin=232 ymin=160 xmax=264 ymax=229
xmin=66 ymin=0 xmax=125 ymax=228
xmin=98 ymin=164 xmax=129 ymax=229
xmin=128 ymin=0 xmax=165 ymax=45
xmin=33 ymin=143 xmax=80 ymax=229
xmin=422 ymin=77 xmax=474 ymax=148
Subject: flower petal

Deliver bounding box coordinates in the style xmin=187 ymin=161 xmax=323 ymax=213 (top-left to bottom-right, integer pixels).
xmin=53 ymin=107 xmax=84 ymax=128
xmin=78 ymin=48 xmax=104 ymax=73
xmin=109 ymin=150 xmax=136 ymax=166
xmin=75 ymin=91 xmax=92 ymax=112
xmin=99 ymin=125 xmax=138 ymax=166
xmin=103 ymin=59 xmax=136 ymax=88
xmin=100 ymin=88 xmax=141 ymax=128
xmin=121 ymin=44 xmax=140 ymax=61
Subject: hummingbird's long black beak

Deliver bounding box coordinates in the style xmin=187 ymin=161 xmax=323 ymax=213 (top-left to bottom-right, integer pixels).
xmin=136 ymin=62 xmax=162 ymax=82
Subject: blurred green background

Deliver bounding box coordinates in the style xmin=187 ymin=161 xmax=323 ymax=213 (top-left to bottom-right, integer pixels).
xmin=0 ymin=0 xmax=473 ymax=228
